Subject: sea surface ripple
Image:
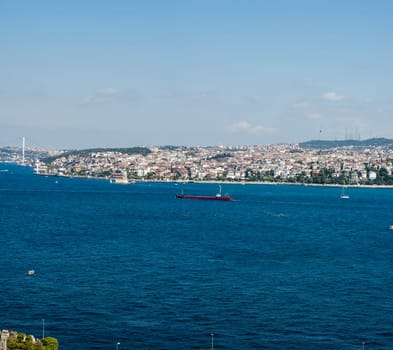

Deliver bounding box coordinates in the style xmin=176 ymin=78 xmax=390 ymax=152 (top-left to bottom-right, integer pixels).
xmin=1 ymin=163 xmax=393 ymax=349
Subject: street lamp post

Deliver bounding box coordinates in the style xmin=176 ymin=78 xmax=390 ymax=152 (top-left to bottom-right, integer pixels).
xmin=42 ymin=319 xmax=45 ymax=339
xmin=116 ymin=341 xmax=120 ymax=350
xmin=211 ymin=333 xmax=214 ymax=350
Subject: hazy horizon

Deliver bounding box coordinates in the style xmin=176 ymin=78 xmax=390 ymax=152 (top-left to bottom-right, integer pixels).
xmin=3 ymin=136 xmax=393 ymax=152
xmin=2 ymin=1 xmax=393 ymax=149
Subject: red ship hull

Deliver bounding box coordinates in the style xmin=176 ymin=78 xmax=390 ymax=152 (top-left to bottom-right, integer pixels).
xmin=176 ymin=194 xmax=232 ymax=201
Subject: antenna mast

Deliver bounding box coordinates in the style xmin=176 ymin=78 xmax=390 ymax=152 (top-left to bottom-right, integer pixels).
xmin=22 ymin=136 xmax=25 ymax=164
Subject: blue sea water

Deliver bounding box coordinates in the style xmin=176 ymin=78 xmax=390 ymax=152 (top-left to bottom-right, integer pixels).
xmin=1 ymin=163 xmax=393 ymax=349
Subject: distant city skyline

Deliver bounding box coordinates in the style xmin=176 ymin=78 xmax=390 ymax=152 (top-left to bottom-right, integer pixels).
xmin=1 ymin=0 xmax=393 ymax=149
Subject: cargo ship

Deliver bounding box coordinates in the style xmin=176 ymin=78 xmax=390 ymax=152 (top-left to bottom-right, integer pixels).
xmin=176 ymin=185 xmax=232 ymax=201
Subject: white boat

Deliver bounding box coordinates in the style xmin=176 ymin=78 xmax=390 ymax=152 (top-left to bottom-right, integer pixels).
xmin=27 ymin=270 xmax=35 ymax=276
xmin=389 ymin=225 xmax=393 ymax=230
xmin=340 ymin=186 xmax=350 ymax=199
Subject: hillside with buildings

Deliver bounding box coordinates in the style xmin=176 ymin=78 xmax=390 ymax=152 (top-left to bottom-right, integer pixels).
xmin=26 ymin=140 xmax=393 ymax=186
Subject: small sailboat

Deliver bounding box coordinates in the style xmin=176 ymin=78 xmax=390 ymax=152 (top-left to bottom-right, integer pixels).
xmin=340 ymin=186 xmax=350 ymax=199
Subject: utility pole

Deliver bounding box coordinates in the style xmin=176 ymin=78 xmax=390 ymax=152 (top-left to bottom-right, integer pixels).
xmin=42 ymin=318 xmax=45 ymax=339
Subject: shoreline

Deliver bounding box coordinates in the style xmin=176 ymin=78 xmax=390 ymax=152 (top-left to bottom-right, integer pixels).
xmin=173 ymin=180 xmax=393 ymax=189
xmin=4 ymin=162 xmax=392 ymax=189
xmin=35 ymin=173 xmax=393 ymax=189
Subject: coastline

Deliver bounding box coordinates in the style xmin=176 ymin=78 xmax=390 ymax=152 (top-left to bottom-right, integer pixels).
xmin=33 ymin=172 xmax=393 ymax=189
xmin=177 ymin=180 xmax=393 ymax=189
xmin=4 ymin=162 xmax=392 ymax=189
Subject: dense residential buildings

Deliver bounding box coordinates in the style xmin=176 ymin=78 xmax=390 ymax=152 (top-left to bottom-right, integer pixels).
xmin=11 ymin=141 xmax=393 ymax=185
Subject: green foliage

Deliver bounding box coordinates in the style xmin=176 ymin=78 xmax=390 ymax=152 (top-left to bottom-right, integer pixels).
xmin=300 ymin=137 xmax=393 ymax=150
xmin=208 ymin=152 xmax=233 ymax=160
xmin=144 ymin=172 xmax=156 ymax=179
xmin=159 ymin=145 xmax=181 ymax=150
xmin=5 ymin=333 xmax=58 ymax=350
xmin=42 ymin=337 xmax=58 ymax=350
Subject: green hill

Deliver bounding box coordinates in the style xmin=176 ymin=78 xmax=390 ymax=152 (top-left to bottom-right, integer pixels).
xmin=299 ymin=138 xmax=393 ymax=149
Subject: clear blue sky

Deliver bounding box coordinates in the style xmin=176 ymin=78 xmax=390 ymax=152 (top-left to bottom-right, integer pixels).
xmin=1 ymin=0 xmax=392 ymax=149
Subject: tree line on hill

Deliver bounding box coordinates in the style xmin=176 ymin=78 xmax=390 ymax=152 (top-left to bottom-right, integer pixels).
xmin=299 ymin=137 xmax=393 ymax=150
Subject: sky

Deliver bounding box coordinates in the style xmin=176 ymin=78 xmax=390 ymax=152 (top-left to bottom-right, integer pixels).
xmin=1 ymin=0 xmax=393 ymax=149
